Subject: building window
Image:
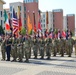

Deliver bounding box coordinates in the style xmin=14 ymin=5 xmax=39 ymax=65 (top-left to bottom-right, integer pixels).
xmin=53 ymin=14 xmax=54 ymax=18
xmin=24 ymin=20 xmax=26 ymax=24
xmin=24 ymin=7 xmax=26 ymax=11
xmin=41 ymin=19 xmax=42 ymax=22
xmin=44 ymin=24 xmax=45 ymax=27
xmin=1 ymin=11 xmax=2 ymax=17
xmin=41 ymin=24 xmax=42 ymax=27
xmin=67 ymin=26 xmax=68 ymax=29
xmin=53 ymin=19 xmax=55 ymax=22
xmin=43 ymin=14 xmax=45 ymax=18
xmin=24 ymin=14 xmax=26 ymax=18
xmin=10 ymin=13 xmax=12 ymax=18
xmin=43 ymin=19 xmax=45 ymax=22
xmin=1 ymin=20 xmax=3 ymax=26
xmin=67 ymin=22 xmax=68 ymax=25
xmin=10 ymin=6 xmax=12 ymax=12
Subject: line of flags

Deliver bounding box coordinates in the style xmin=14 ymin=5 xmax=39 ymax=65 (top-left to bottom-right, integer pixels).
xmin=4 ymin=7 xmax=42 ymax=36
xmin=4 ymin=6 xmax=22 ymax=36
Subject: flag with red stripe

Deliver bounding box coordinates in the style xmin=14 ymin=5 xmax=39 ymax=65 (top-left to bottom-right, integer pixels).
xmin=12 ymin=9 xmax=18 ymax=35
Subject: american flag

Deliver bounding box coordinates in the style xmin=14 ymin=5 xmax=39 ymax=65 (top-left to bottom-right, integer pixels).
xmin=12 ymin=9 xmax=18 ymax=34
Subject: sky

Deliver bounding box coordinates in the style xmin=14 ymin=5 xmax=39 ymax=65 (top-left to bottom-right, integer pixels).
xmin=3 ymin=0 xmax=76 ymax=16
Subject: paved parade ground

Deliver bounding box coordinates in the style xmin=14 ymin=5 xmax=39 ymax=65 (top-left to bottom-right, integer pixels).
xmin=0 ymin=50 xmax=76 ymax=75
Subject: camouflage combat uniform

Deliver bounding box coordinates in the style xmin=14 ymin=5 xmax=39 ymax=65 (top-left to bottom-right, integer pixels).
xmin=23 ymin=37 xmax=30 ymax=62
xmin=1 ymin=39 xmax=6 ymax=60
xmin=40 ymin=38 xmax=45 ymax=59
xmin=11 ymin=37 xmax=18 ymax=61
xmin=33 ymin=38 xmax=38 ymax=59
xmin=46 ymin=38 xmax=53 ymax=59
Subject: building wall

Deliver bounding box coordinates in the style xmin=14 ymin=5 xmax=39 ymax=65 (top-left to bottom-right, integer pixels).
xmin=53 ymin=9 xmax=63 ymax=31
xmin=48 ymin=12 xmax=53 ymax=31
xmin=41 ymin=12 xmax=46 ymax=33
xmin=24 ymin=0 xmax=38 ymax=3
xmin=67 ymin=14 xmax=75 ymax=32
xmin=41 ymin=12 xmax=53 ymax=33
xmin=0 ymin=2 xmax=4 ymax=27
xmin=24 ymin=2 xmax=38 ymax=30
xmin=9 ymin=2 xmax=24 ymax=27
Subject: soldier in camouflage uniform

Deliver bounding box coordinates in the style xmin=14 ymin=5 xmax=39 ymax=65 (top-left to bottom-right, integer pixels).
xmin=40 ymin=37 xmax=45 ymax=59
xmin=56 ymin=39 xmax=60 ymax=53
xmin=29 ymin=36 xmax=33 ymax=58
xmin=33 ymin=37 xmax=38 ymax=59
xmin=0 ymin=35 xmax=2 ymax=45
xmin=74 ymin=39 xmax=76 ymax=56
xmin=17 ymin=34 xmax=23 ymax=62
xmin=65 ymin=39 xmax=69 ymax=55
xmin=59 ymin=37 xmax=65 ymax=57
xmin=46 ymin=38 xmax=53 ymax=59
xmin=38 ymin=37 xmax=42 ymax=56
xmin=68 ymin=34 xmax=74 ymax=57
xmin=23 ymin=35 xmax=30 ymax=62
xmin=52 ymin=37 xmax=58 ymax=56
xmin=1 ymin=37 xmax=6 ymax=61
xmin=11 ymin=35 xmax=18 ymax=61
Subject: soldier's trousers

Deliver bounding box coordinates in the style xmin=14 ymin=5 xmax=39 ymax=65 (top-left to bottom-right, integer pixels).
xmin=68 ymin=46 xmax=72 ymax=57
xmin=12 ymin=46 xmax=17 ymax=60
xmin=25 ymin=48 xmax=30 ymax=62
xmin=75 ymin=47 xmax=76 ymax=56
xmin=60 ymin=47 xmax=64 ymax=57
xmin=33 ymin=49 xmax=38 ymax=58
xmin=33 ymin=46 xmax=38 ymax=58
xmin=17 ymin=46 xmax=23 ymax=61
xmin=40 ymin=48 xmax=44 ymax=59
xmin=6 ymin=46 xmax=11 ymax=61
xmin=1 ymin=49 xmax=6 ymax=60
xmin=53 ymin=47 xmax=57 ymax=56
xmin=46 ymin=48 xmax=51 ymax=59
xmin=29 ymin=47 xmax=31 ymax=58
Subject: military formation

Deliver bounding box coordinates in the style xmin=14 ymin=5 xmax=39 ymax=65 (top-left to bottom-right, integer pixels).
xmin=0 ymin=32 xmax=76 ymax=63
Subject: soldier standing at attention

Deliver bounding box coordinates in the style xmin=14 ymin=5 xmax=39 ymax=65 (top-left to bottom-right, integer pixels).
xmin=23 ymin=34 xmax=30 ymax=62
xmin=68 ymin=34 xmax=74 ymax=57
xmin=11 ymin=35 xmax=18 ymax=62
xmin=17 ymin=34 xmax=23 ymax=62
xmin=52 ymin=37 xmax=58 ymax=57
xmin=59 ymin=37 xmax=65 ymax=57
xmin=74 ymin=39 xmax=76 ymax=56
xmin=33 ymin=36 xmax=38 ymax=59
xmin=5 ymin=35 xmax=12 ymax=61
xmin=46 ymin=38 xmax=52 ymax=59
xmin=1 ymin=36 xmax=6 ymax=61
xmin=40 ymin=36 xmax=45 ymax=59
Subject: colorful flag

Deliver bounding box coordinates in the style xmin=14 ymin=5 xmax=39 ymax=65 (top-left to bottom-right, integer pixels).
xmin=62 ymin=31 xmax=66 ymax=38
xmin=4 ymin=10 xmax=10 ymax=31
xmin=18 ymin=6 xmax=22 ymax=31
xmin=12 ymin=9 xmax=18 ymax=35
xmin=33 ymin=13 xmax=36 ymax=32
xmin=27 ymin=14 xmax=33 ymax=34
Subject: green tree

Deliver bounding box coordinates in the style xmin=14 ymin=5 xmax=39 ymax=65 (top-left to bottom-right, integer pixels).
xmin=0 ymin=25 xmax=5 ymax=35
xmin=21 ymin=27 xmax=26 ymax=35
